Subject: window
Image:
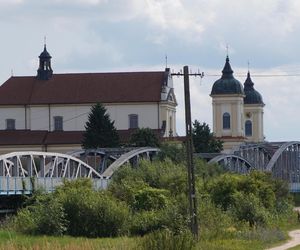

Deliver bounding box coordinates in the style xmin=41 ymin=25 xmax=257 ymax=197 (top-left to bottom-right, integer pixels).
xmin=222 ymin=112 xmax=230 ymax=129
xmin=54 ymin=116 xmax=63 ymax=131
xmin=129 ymin=114 xmax=138 ymax=129
xmin=6 ymin=119 xmax=15 ymax=130
xmin=245 ymin=120 xmax=252 ymax=136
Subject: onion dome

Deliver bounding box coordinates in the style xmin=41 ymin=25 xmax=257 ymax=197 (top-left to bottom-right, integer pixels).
xmin=211 ymin=56 xmax=244 ymax=95
xmin=243 ymin=71 xmax=264 ymax=105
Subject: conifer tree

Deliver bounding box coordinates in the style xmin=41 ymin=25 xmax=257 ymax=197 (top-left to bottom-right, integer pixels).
xmin=82 ymin=103 xmax=119 ymax=149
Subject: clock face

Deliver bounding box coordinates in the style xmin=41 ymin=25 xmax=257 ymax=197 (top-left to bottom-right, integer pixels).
xmin=246 ymin=112 xmax=251 ymax=118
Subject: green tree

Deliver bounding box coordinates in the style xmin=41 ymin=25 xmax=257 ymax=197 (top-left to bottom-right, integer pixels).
xmin=130 ymin=127 xmax=160 ymax=147
xmin=192 ymin=120 xmax=223 ymax=153
xmin=82 ymin=103 xmax=119 ymax=149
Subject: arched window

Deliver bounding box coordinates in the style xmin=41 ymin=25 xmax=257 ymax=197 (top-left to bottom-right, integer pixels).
xmin=223 ymin=112 xmax=230 ymax=129
xmin=245 ymin=120 xmax=252 ymax=136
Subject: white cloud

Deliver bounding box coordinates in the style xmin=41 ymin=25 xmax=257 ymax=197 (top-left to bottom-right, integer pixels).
xmin=0 ymin=0 xmax=23 ymax=5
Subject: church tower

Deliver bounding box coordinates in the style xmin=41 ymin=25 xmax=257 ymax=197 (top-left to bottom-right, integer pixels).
xmin=37 ymin=44 xmax=53 ymax=80
xmin=243 ymin=71 xmax=264 ymax=142
xmin=210 ymin=56 xmax=245 ymax=151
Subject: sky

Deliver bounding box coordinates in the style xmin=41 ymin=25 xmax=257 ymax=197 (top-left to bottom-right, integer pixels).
xmin=0 ymin=0 xmax=300 ymax=141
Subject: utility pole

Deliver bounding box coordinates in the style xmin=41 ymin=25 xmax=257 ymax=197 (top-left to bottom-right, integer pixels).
xmin=171 ymin=66 xmax=204 ymax=239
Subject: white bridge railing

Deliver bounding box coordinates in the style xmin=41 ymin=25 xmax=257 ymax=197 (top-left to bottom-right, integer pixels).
xmin=0 ymin=177 xmax=110 ymax=195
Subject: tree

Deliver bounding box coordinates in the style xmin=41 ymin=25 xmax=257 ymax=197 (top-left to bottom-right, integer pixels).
xmin=192 ymin=120 xmax=223 ymax=153
xmin=82 ymin=103 xmax=119 ymax=149
xmin=130 ymin=128 xmax=160 ymax=147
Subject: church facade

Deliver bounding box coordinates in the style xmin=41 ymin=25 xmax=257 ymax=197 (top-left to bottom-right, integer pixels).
xmin=210 ymin=56 xmax=265 ymax=152
xmin=0 ymin=45 xmax=177 ymax=153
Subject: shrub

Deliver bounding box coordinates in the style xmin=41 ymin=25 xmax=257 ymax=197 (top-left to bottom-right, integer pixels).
xmin=133 ymin=186 xmax=170 ymax=211
xmin=157 ymin=142 xmax=186 ymax=164
xmin=56 ymin=180 xmax=130 ymax=237
xmin=130 ymin=127 xmax=160 ymax=147
xmin=13 ymin=194 xmax=67 ymax=236
xmin=230 ymin=192 xmax=270 ymax=227
xmin=139 ymin=229 xmax=195 ymax=250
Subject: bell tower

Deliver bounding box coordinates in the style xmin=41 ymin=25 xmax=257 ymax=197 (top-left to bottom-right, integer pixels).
xmin=210 ymin=56 xmax=245 ymax=151
xmin=243 ymin=71 xmax=265 ymax=142
xmin=37 ymin=44 xmax=53 ymax=80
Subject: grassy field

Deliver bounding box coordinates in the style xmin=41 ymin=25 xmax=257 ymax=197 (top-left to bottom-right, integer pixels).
xmin=0 ymin=228 xmax=298 ymax=250
xmin=0 ymin=230 xmax=138 ymax=250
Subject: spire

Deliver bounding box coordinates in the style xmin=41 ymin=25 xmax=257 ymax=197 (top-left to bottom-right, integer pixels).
xmin=244 ymin=71 xmax=254 ymax=90
xmin=221 ymin=56 xmax=234 ymax=78
xmin=37 ymin=42 xmax=53 ymax=80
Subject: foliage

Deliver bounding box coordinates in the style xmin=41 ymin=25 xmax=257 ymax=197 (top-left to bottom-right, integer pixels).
xmin=13 ymin=194 xmax=67 ymax=236
xmin=55 ymin=180 xmax=129 ymax=237
xmin=82 ymin=103 xmax=119 ymax=149
xmin=205 ymin=171 xmax=293 ymax=227
xmin=13 ymin=179 xmax=129 ymax=238
xmin=130 ymin=127 xmax=160 ymax=147
xmin=192 ymin=120 xmax=223 ymax=153
xmin=157 ymin=142 xmax=186 ymax=164
xmin=197 ymin=196 xmax=233 ymax=239
xmin=139 ymin=229 xmax=195 ymax=250
xmin=133 ymin=186 xmax=170 ymax=211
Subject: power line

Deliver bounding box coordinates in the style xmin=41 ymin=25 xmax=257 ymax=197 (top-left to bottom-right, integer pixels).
xmin=205 ymin=73 xmax=300 ymax=77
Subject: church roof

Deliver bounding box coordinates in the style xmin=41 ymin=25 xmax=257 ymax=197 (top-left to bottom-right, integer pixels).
xmin=243 ymin=71 xmax=264 ymax=105
xmin=0 ymin=71 xmax=165 ymax=105
xmin=211 ymin=56 xmax=244 ymax=96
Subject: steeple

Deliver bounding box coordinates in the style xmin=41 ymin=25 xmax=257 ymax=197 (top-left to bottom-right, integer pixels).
xmin=221 ymin=56 xmax=234 ymax=79
xmin=244 ymin=71 xmax=254 ymax=90
xmin=243 ymin=70 xmax=264 ymax=105
xmin=37 ymin=43 xmax=53 ymax=80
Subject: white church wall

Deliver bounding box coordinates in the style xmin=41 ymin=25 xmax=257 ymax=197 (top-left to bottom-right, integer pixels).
xmin=0 ymin=107 xmax=25 ymax=130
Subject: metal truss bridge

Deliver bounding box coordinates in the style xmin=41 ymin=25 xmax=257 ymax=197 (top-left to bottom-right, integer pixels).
xmin=1 ymin=141 xmax=300 ymax=195
xmin=208 ymin=141 xmax=300 ymax=192
xmin=0 ymin=147 xmax=159 ymax=195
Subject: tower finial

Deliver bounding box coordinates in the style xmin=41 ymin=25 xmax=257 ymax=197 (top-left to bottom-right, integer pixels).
xmin=247 ymin=60 xmax=250 ymax=72
xmin=226 ymin=44 xmax=229 ymax=57
xmin=44 ymin=36 xmax=47 ymax=47
xmin=165 ymin=54 xmax=168 ymax=68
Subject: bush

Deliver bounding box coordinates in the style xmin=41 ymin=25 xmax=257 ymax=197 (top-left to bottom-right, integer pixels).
xmin=157 ymin=142 xmax=186 ymax=164
xmin=130 ymin=127 xmax=160 ymax=147
xmin=55 ymin=180 xmax=130 ymax=237
xmin=198 ymin=196 xmax=233 ymax=239
xmin=133 ymin=186 xmax=170 ymax=211
xmin=13 ymin=194 xmax=67 ymax=236
xmin=139 ymin=229 xmax=195 ymax=250
xmin=230 ymin=192 xmax=270 ymax=227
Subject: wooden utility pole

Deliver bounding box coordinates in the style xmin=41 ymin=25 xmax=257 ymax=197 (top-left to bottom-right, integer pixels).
xmin=171 ymin=66 xmax=203 ymax=238
xmin=183 ymin=65 xmax=198 ymax=238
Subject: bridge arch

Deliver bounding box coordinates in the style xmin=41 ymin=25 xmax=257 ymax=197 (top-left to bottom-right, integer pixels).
xmin=0 ymin=151 xmax=102 ymax=178
xmin=265 ymin=141 xmax=300 ymax=182
xmin=208 ymin=154 xmax=254 ymax=174
xmin=102 ymin=147 xmax=160 ymax=178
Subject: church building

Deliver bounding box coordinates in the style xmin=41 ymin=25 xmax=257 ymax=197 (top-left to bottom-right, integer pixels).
xmin=210 ymin=56 xmax=264 ymax=152
xmin=0 ymin=45 xmax=177 ymax=153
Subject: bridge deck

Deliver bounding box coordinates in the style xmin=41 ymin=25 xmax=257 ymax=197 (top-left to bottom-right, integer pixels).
xmin=0 ymin=177 xmax=109 ymax=195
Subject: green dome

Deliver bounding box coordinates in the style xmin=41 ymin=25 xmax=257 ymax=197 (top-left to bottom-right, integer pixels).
xmin=244 ymin=71 xmax=264 ymax=105
xmin=211 ymin=56 xmax=244 ymax=95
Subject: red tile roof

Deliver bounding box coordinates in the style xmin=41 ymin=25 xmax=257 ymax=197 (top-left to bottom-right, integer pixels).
xmin=0 ymin=129 xmax=163 ymax=146
xmin=0 ymin=72 xmax=165 ymax=105
xmin=0 ymin=130 xmax=48 ymax=145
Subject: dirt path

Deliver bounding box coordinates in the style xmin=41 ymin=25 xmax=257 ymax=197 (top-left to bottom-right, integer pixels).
xmin=266 ymin=230 xmax=300 ymax=250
